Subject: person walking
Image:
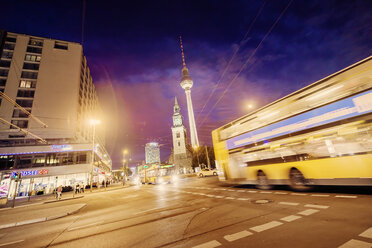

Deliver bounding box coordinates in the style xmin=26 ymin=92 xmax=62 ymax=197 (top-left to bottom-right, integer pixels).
xmin=80 ymin=184 xmax=85 ymax=193
xmin=75 ymin=183 xmax=80 ymax=194
xmin=57 ymin=185 xmax=63 ymax=200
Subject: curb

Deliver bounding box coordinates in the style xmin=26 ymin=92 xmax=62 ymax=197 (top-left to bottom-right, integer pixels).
xmin=43 ymin=195 xmax=84 ymax=204
xmin=0 ymin=203 xmax=86 ymax=230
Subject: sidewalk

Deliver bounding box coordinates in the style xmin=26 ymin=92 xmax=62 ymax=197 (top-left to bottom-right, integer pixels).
xmin=0 ymin=183 xmax=130 ymax=209
xmin=0 ymin=203 xmax=86 ymax=229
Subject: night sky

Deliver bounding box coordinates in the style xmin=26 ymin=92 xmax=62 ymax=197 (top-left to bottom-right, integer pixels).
xmin=1 ymin=0 xmax=371 ymax=169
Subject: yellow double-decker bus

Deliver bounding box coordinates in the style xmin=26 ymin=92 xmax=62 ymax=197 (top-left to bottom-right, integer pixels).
xmin=212 ymin=56 xmax=372 ymax=190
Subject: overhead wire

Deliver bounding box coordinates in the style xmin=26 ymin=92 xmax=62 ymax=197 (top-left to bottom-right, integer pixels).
xmin=198 ymin=0 xmax=294 ymax=128
xmin=196 ymin=0 xmax=267 ymax=122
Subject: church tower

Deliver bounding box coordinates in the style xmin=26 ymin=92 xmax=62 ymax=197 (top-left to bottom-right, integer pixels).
xmin=179 ymin=37 xmax=200 ymax=148
xmin=171 ymin=97 xmax=192 ymax=172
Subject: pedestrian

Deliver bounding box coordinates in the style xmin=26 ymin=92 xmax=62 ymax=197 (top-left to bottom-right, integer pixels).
xmin=80 ymin=184 xmax=84 ymax=193
xmin=75 ymin=183 xmax=80 ymax=194
xmin=57 ymin=185 xmax=62 ymax=200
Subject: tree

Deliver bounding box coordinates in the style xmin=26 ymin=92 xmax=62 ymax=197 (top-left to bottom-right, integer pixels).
xmin=192 ymin=146 xmax=215 ymax=169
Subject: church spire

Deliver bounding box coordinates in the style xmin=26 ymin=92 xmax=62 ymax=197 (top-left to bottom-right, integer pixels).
xmin=174 ymin=96 xmax=180 ymax=113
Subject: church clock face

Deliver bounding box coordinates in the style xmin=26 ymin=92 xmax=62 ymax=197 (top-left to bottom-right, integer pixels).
xmin=174 ymin=116 xmax=182 ymax=126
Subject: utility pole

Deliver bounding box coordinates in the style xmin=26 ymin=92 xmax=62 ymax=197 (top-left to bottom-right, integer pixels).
xmin=205 ymin=145 xmax=211 ymax=169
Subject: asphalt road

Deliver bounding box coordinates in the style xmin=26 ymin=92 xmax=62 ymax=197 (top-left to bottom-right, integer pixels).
xmin=0 ymin=177 xmax=371 ymax=248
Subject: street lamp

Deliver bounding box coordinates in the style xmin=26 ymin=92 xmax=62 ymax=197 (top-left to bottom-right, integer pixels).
xmin=122 ymin=149 xmax=129 ymax=186
xmin=90 ymin=119 xmax=100 ymax=192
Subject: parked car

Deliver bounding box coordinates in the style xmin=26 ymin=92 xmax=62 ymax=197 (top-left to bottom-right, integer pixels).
xmin=198 ymin=168 xmax=218 ymax=177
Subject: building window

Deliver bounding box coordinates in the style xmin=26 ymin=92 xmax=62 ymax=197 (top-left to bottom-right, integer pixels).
xmin=178 ymin=141 xmax=181 ymax=146
xmin=3 ymin=43 xmax=15 ymax=50
xmin=23 ymin=63 xmax=39 ymax=70
xmin=54 ymin=41 xmax=68 ymax=50
xmin=16 ymin=155 xmax=32 ymax=169
xmin=5 ymin=36 xmax=17 ymax=43
xmin=1 ymin=51 xmax=13 ymax=59
xmin=12 ymin=109 xmax=30 ymax=118
xmin=0 ymin=60 xmax=11 ymax=68
xmin=33 ymin=155 xmax=45 ymax=167
xmin=10 ymin=120 xmax=28 ymax=129
xmin=26 ymin=46 xmax=42 ymax=54
xmin=21 ymin=71 xmax=38 ymax=79
xmin=29 ymin=38 xmax=43 ymax=47
xmin=17 ymin=90 xmax=35 ymax=98
xmin=0 ymin=79 xmax=6 ymax=87
xmin=19 ymin=80 xmax=36 ymax=88
xmin=0 ymin=69 xmax=8 ymax=77
xmin=8 ymin=134 xmax=25 ymax=138
xmin=16 ymin=99 xmax=33 ymax=108
xmin=25 ymin=54 xmax=41 ymax=62
xmin=176 ymin=132 xmax=180 ymax=138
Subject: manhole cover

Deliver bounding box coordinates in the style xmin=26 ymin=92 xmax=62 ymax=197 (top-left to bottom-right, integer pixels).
xmin=251 ymin=199 xmax=272 ymax=204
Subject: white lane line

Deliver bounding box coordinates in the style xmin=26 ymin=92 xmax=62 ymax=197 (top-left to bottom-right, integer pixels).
xmin=192 ymin=240 xmax=222 ymax=248
xmin=274 ymin=192 xmax=288 ymax=195
xmin=291 ymin=193 xmax=307 ymax=196
xmin=224 ymin=230 xmax=253 ymax=242
xmin=335 ymin=195 xmax=358 ymax=199
xmin=298 ymin=209 xmax=319 ymax=216
xmin=136 ymin=207 xmax=162 ymax=214
xmin=311 ymin=194 xmax=330 ymax=197
xmin=220 ymin=189 xmax=227 ymax=191
xmin=279 ymin=202 xmax=299 ymax=206
xmin=227 ymin=189 xmax=236 ymax=192
xmin=68 ymin=221 xmax=103 ymax=231
xmin=0 ymin=240 xmax=24 ymax=247
xmin=260 ymin=191 xmax=272 ymax=194
xmin=250 ymin=221 xmax=283 ymax=232
xmin=359 ymin=227 xmax=372 ymax=239
xmin=338 ymin=239 xmax=372 ymax=248
xmin=304 ymin=204 xmax=329 ymax=209
xmin=225 ymin=197 xmax=235 ymax=200
xmin=237 ymin=190 xmax=245 ymax=192
xmin=248 ymin=190 xmax=257 ymax=193
xmin=281 ymin=215 xmax=302 ymax=222
xmin=215 ymin=196 xmax=224 ymax=199
xmin=206 ymin=194 xmax=215 ymax=197
xmin=237 ymin=198 xmax=250 ymax=201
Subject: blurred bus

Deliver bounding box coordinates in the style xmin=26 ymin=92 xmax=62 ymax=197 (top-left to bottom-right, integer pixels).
xmin=139 ymin=164 xmax=176 ymax=184
xmin=212 ymin=56 xmax=372 ymax=190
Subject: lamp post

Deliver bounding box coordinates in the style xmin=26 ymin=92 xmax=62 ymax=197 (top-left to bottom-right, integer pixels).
xmin=122 ymin=149 xmax=128 ymax=186
xmin=90 ymin=119 xmax=100 ymax=193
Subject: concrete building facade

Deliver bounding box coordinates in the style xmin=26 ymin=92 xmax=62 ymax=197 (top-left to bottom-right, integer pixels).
xmin=0 ymin=31 xmax=111 ymax=198
xmin=145 ymin=142 xmax=160 ymax=164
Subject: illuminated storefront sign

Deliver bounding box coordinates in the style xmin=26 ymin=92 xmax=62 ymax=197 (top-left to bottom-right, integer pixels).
xmin=227 ymin=90 xmax=372 ymax=150
xmin=51 ymin=145 xmax=73 ymax=151
xmin=11 ymin=169 xmax=49 ymax=177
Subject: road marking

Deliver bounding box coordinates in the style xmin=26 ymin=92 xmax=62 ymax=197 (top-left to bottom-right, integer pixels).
xmin=281 ymin=215 xmax=302 ymax=222
xmin=311 ymin=194 xmax=330 ymax=197
xmin=0 ymin=240 xmax=24 ymax=247
xmin=220 ymin=189 xmax=227 ymax=190
xmin=304 ymin=204 xmax=329 ymax=209
xmin=338 ymin=239 xmax=372 ymax=248
xmin=68 ymin=221 xmax=104 ymax=231
xmin=225 ymin=197 xmax=235 ymax=200
xmin=279 ymin=202 xmax=299 ymax=206
xmin=291 ymin=193 xmax=307 ymax=196
xmin=335 ymin=195 xmax=358 ymax=199
xmin=359 ymin=227 xmax=372 ymax=239
xmin=215 ymin=196 xmax=224 ymax=198
xmin=274 ymin=192 xmax=288 ymax=195
xmin=206 ymin=194 xmax=215 ymax=197
xmin=250 ymin=221 xmax=283 ymax=232
xmin=237 ymin=198 xmax=250 ymax=201
xmin=260 ymin=191 xmax=272 ymax=194
xmin=298 ymin=209 xmax=319 ymax=216
xmin=224 ymin=230 xmax=253 ymax=242
xmin=227 ymin=189 xmax=235 ymax=192
xmin=122 ymin=194 xmax=138 ymax=199
xmin=237 ymin=190 xmax=245 ymax=192
xmin=192 ymin=240 xmax=221 ymax=248
xmin=248 ymin=190 xmax=257 ymax=193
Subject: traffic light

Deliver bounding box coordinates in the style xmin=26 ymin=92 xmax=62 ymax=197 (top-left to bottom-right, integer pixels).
xmin=12 ymin=172 xmax=22 ymax=182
